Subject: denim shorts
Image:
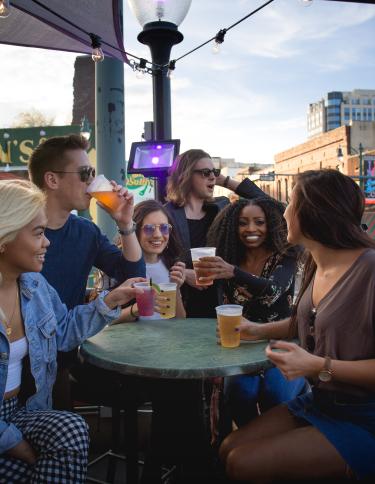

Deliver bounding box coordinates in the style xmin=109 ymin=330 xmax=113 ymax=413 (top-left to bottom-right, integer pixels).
xmin=287 ymin=389 xmax=375 ymax=479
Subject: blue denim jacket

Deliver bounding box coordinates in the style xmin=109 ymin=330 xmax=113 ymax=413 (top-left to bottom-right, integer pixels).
xmin=0 ymin=272 xmax=120 ymax=454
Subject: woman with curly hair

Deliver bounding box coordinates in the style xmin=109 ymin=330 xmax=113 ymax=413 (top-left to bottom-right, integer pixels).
xmin=197 ymin=197 xmax=307 ymax=427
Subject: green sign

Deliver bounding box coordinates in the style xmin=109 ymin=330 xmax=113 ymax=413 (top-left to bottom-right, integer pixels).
xmin=0 ymin=125 xmax=95 ymax=166
xmin=0 ymin=125 xmax=155 ymax=200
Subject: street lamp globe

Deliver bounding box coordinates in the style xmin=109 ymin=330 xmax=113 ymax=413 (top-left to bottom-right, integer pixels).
xmin=128 ymin=0 xmax=192 ymax=27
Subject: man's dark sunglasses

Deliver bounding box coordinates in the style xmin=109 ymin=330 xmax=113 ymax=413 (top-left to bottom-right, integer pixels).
xmin=51 ymin=166 xmax=96 ymax=182
xmin=306 ymin=307 xmax=317 ymax=353
xmin=193 ymin=168 xmax=221 ymax=178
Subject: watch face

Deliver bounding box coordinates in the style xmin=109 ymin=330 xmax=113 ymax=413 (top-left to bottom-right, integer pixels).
xmin=318 ymin=370 xmax=332 ymax=383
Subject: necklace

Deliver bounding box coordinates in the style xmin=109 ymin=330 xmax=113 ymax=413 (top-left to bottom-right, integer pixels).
xmin=2 ymin=286 xmax=19 ymax=336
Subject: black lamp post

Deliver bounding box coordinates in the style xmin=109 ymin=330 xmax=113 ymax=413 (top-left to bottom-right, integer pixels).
xmin=128 ymin=0 xmax=192 ymax=201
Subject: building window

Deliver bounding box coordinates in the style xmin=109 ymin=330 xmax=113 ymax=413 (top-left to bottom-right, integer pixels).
xmin=277 ymin=180 xmax=281 ymax=201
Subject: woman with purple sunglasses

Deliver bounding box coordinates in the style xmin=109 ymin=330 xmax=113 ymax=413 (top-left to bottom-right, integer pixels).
xmin=113 ymin=200 xmax=186 ymax=321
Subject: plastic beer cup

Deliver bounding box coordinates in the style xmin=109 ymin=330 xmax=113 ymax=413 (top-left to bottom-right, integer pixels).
xmin=190 ymin=247 xmax=216 ymax=286
xmin=216 ymin=305 xmax=243 ymax=348
xmin=87 ymin=174 xmax=122 ymax=211
xmin=158 ymin=282 xmax=177 ymax=319
xmin=134 ymin=282 xmax=154 ymax=317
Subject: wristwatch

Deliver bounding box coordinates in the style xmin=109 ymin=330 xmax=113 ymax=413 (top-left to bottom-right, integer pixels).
xmin=118 ymin=221 xmax=137 ymax=236
xmin=318 ymin=356 xmax=333 ymax=382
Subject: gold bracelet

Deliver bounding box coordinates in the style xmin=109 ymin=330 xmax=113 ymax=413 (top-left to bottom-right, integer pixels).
xmin=130 ymin=303 xmax=138 ymax=318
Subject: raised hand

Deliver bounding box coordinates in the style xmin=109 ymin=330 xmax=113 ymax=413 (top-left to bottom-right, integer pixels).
xmin=104 ymin=277 xmax=147 ymax=309
xmin=194 ymin=256 xmax=234 ymax=283
xmin=169 ymin=261 xmax=186 ymax=288
xmin=96 ymin=181 xmax=135 ymax=228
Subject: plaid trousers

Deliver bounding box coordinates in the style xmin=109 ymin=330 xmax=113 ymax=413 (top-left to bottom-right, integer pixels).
xmin=0 ymin=397 xmax=89 ymax=483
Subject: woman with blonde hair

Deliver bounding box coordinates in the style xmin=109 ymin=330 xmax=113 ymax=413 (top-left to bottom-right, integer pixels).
xmin=0 ymin=179 xmax=142 ymax=483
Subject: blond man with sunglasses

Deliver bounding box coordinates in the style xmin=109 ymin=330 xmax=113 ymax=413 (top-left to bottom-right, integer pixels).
xmin=165 ymin=149 xmax=263 ymax=318
xmin=28 ymin=134 xmax=145 ymax=409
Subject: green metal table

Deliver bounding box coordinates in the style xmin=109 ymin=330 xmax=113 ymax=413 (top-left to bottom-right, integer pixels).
xmin=81 ymin=318 xmax=271 ymax=379
xmin=80 ymin=318 xmax=271 ymax=483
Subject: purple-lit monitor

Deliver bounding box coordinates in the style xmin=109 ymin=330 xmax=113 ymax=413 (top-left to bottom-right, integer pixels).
xmin=127 ymin=140 xmax=180 ymax=176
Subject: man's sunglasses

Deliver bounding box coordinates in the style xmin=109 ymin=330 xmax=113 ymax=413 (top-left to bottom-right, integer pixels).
xmin=51 ymin=166 xmax=96 ymax=182
xmin=306 ymin=307 xmax=317 ymax=353
xmin=193 ymin=168 xmax=221 ymax=178
xmin=141 ymin=223 xmax=172 ymax=236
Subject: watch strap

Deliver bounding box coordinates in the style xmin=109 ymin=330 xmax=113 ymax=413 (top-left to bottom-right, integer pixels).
xmin=118 ymin=221 xmax=137 ymax=236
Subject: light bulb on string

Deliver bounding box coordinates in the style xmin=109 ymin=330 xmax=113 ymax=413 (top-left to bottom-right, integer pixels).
xmin=167 ymin=60 xmax=176 ymax=79
xmin=136 ymin=69 xmax=146 ymax=79
xmin=89 ymin=33 xmax=104 ymax=62
xmin=212 ymin=29 xmax=226 ymax=55
xmin=0 ymin=0 xmax=10 ymax=18
xmin=300 ymin=0 xmax=313 ymax=6
xmin=136 ymin=58 xmax=147 ymax=79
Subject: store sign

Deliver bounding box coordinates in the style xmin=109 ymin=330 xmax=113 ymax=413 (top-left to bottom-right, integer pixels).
xmin=126 ymin=174 xmax=155 ymax=203
xmin=364 ymin=155 xmax=375 ymax=199
xmin=0 ymin=125 xmax=155 ymax=202
xmin=0 ymin=126 xmax=90 ymax=166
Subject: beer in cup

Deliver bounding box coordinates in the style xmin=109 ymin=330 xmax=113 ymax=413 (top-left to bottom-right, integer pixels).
xmin=216 ymin=304 xmax=242 ymax=348
xmin=87 ymin=174 xmax=122 ymax=211
xmin=158 ymin=282 xmax=177 ymax=319
xmin=190 ymin=247 xmax=216 ymax=286
xmin=134 ymin=282 xmax=154 ymax=317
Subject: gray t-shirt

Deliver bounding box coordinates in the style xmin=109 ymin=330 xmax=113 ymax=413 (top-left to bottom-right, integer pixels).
xmin=297 ymin=248 xmax=375 ymax=396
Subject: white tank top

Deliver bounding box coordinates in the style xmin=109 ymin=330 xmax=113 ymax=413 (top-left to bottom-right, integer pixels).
xmin=5 ymin=337 xmax=28 ymax=393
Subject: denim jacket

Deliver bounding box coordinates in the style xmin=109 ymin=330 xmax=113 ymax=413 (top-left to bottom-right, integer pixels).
xmin=0 ymin=272 xmax=120 ymax=454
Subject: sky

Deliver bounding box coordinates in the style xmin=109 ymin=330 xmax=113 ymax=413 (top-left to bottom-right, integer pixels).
xmin=0 ymin=0 xmax=374 ymax=164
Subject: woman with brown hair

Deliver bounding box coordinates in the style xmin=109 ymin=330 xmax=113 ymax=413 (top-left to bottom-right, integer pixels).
xmin=112 ymin=200 xmax=186 ymax=321
xmin=165 ymin=149 xmax=263 ymax=317
xmin=220 ymin=169 xmax=375 ymax=482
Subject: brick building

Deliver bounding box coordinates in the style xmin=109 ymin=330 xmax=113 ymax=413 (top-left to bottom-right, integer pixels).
xmin=253 ymin=121 xmax=375 ymax=203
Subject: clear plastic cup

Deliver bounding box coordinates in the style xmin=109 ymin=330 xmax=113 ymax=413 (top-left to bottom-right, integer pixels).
xmin=157 ymin=282 xmax=177 ymax=319
xmin=87 ymin=174 xmax=121 ymax=211
xmin=216 ymin=304 xmax=243 ymax=348
xmin=134 ymin=282 xmax=154 ymax=317
xmin=190 ymin=247 xmax=216 ymax=286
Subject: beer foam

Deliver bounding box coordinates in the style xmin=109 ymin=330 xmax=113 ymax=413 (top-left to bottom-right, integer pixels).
xmin=216 ymin=304 xmax=243 ymax=316
xmin=87 ymin=174 xmax=113 ymax=193
xmin=190 ymin=247 xmax=216 ymax=260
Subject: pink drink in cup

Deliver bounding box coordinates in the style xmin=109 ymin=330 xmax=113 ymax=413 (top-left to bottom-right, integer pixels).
xmin=134 ymin=282 xmax=154 ymax=317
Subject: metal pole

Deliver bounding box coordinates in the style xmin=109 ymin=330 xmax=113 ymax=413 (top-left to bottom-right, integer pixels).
xmin=359 ymin=142 xmax=364 ymax=193
xmin=95 ymin=57 xmax=125 ymax=241
xmin=138 ymin=22 xmax=183 ymax=202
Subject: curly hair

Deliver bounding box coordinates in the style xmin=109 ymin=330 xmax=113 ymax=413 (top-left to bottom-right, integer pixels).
xmin=207 ymin=197 xmax=290 ymax=266
xmin=166 ymin=149 xmax=211 ymax=206
xmin=133 ymin=199 xmax=185 ymax=269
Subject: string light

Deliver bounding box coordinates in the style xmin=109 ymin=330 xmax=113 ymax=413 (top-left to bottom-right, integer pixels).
xmin=212 ymin=29 xmax=227 ymax=54
xmin=11 ymin=0 xmax=275 ymax=72
xmin=0 ymin=0 xmax=10 ymax=18
xmin=89 ymin=33 xmax=104 ymax=62
xmin=167 ymin=60 xmax=176 ymax=79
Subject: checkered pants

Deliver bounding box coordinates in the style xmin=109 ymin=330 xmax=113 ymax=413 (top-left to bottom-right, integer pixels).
xmin=0 ymin=397 xmax=89 ymax=483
